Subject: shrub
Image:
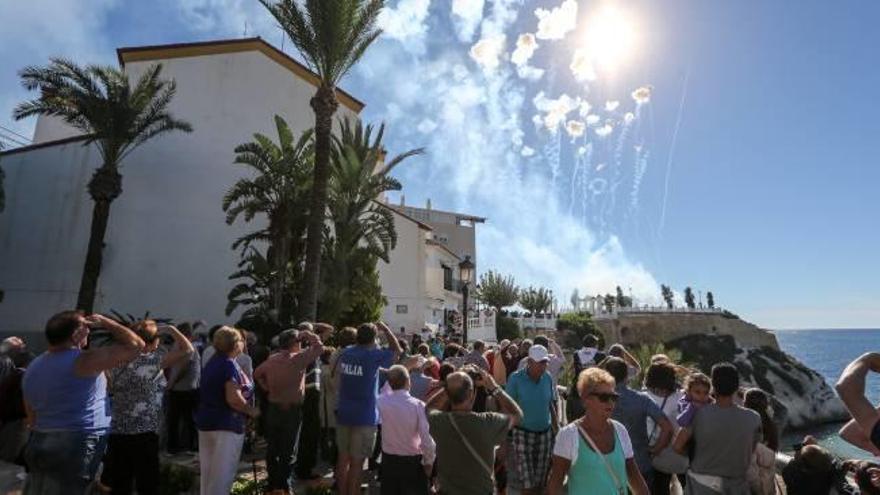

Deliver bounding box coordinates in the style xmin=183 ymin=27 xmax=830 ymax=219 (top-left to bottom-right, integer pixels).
xmin=556 ymin=312 xmax=602 ymax=349
xmin=496 ymin=315 xmax=522 ymax=341
xmin=158 ymin=463 xmax=196 ymax=495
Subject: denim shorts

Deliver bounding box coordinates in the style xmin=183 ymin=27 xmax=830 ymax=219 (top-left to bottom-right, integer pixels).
xmin=23 ymin=430 xmax=107 ymax=495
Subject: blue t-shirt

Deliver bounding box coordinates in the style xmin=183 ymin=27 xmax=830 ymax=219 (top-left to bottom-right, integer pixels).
xmin=22 ymin=349 xmax=111 ymax=433
xmin=336 ymin=346 xmax=395 ymax=426
xmin=196 ymin=354 xmax=252 ymax=434
xmin=505 ymin=368 xmax=554 ymax=432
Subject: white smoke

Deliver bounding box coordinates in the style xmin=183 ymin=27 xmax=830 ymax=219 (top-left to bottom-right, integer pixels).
xmin=595 ymin=123 xmax=614 ymax=137
xmin=521 ymin=146 xmax=535 ymax=157
xmin=632 ymin=85 xmax=652 ymax=104
xmin=605 ymin=100 xmax=620 ymax=112
xmin=565 ymin=120 xmax=586 ymax=138
xmin=469 ymin=35 xmax=506 ymax=71
xmin=570 ymin=48 xmax=598 ymax=82
xmin=535 ymin=0 xmax=578 ymax=40
xmin=377 ymin=0 xmax=432 ymax=45
xmin=511 ymin=33 xmax=538 ymax=66
xmin=451 ymin=0 xmax=485 ymax=42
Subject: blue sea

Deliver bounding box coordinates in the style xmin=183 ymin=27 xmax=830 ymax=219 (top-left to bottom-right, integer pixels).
xmin=774 ymin=329 xmax=880 ymax=459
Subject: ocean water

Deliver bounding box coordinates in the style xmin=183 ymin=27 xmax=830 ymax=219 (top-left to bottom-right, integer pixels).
xmin=774 ymin=329 xmax=880 ymax=459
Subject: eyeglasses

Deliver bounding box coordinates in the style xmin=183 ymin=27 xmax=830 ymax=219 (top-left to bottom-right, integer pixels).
xmin=588 ymin=392 xmax=620 ymax=403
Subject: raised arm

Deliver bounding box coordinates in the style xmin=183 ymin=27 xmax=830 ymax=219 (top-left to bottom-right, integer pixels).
xmin=484 ymin=368 xmax=523 ymax=428
xmin=299 ymin=330 xmax=325 ymax=362
xmin=75 ymin=314 xmax=145 ymax=376
xmin=160 ymin=325 xmax=195 ymax=369
xmin=377 ymin=322 xmax=402 ymax=360
xmin=425 ymin=387 xmax=450 ymax=411
xmin=839 ymin=416 xmax=880 ymax=455
xmin=836 ymin=353 xmax=880 ymax=443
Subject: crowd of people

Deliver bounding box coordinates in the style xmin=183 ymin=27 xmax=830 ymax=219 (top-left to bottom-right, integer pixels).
xmin=2 ymin=311 xmax=880 ymax=494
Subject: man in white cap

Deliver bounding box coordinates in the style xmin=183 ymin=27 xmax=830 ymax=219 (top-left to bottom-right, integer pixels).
xmin=505 ymin=344 xmax=556 ymax=494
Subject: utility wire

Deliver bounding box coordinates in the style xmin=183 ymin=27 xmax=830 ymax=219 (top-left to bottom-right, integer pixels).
xmin=0 ymin=124 xmax=30 ymax=143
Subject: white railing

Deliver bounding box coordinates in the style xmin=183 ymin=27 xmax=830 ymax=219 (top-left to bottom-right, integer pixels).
xmin=513 ymin=314 xmax=557 ymax=331
xmin=591 ymin=306 xmax=726 ymax=319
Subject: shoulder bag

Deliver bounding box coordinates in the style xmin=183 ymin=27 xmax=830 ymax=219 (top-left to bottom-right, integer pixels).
xmin=448 ymin=413 xmax=494 ymax=481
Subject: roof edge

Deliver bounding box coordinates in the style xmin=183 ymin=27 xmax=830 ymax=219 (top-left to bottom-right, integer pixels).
xmin=0 ymin=135 xmax=90 ymax=157
xmin=116 ymin=37 xmax=365 ymax=113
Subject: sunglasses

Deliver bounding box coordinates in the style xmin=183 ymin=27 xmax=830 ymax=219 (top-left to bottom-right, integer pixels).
xmin=588 ymin=392 xmax=620 ymax=403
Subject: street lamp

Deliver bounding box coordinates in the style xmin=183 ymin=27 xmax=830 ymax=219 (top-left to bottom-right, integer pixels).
xmin=459 ymin=255 xmax=475 ymax=344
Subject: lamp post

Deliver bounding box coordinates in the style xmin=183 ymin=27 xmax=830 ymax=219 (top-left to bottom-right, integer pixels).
xmin=459 ymin=255 xmax=475 ymax=344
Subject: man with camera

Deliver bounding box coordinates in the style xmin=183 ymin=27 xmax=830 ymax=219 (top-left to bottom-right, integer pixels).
xmin=426 ymin=365 xmax=523 ymax=495
xmin=253 ymin=327 xmax=324 ymax=495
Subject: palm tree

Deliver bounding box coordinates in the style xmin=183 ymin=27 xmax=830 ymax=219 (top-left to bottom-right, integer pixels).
xmin=321 ymin=118 xmax=422 ymax=323
xmin=260 ymin=0 xmax=386 ymax=321
xmin=223 ymin=116 xmax=314 ymax=325
xmin=13 ymin=59 xmax=191 ymax=312
xmin=519 ymin=286 xmax=553 ymax=315
xmin=684 ymin=286 xmax=696 ymax=309
xmin=661 ymin=284 xmax=674 ymax=309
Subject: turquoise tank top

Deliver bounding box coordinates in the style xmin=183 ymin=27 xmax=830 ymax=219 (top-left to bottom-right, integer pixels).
xmin=568 ymin=426 xmax=628 ymax=494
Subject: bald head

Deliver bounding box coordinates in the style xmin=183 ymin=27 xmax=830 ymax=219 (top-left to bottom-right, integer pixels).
xmin=386 ymin=365 xmax=410 ymax=391
xmin=446 ymin=371 xmax=474 ymax=407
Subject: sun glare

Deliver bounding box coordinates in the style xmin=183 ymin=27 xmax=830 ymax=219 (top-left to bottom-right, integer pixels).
xmin=582 ymin=6 xmax=637 ymax=72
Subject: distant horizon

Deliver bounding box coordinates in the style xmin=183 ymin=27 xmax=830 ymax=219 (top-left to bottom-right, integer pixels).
xmin=771 ymin=327 xmax=880 ymax=332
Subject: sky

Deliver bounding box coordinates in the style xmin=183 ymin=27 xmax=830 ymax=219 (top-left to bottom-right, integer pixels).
xmin=1 ymin=0 xmax=878 ymax=330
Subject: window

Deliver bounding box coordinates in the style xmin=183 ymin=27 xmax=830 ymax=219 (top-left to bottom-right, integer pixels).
xmin=442 ymin=265 xmax=453 ymax=291
xmin=396 ymin=305 xmax=408 ymax=314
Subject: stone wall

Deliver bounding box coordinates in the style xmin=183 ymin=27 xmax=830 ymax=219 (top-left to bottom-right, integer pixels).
xmin=593 ymin=312 xmax=780 ymax=350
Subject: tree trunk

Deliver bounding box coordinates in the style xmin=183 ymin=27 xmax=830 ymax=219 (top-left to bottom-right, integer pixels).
xmin=274 ymin=230 xmax=290 ymax=325
xmin=76 ymin=165 xmax=122 ymax=313
xmin=300 ymin=85 xmax=339 ymax=321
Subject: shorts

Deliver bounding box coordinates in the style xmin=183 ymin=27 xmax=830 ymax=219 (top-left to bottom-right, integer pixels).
xmin=510 ymin=427 xmax=553 ymax=489
xmin=336 ymin=425 xmax=377 ymax=459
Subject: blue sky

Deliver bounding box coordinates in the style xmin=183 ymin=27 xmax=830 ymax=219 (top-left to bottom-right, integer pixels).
xmin=1 ymin=0 xmax=878 ymax=330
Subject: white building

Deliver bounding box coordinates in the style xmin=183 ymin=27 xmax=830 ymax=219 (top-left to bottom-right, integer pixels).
xmin=0 ymin=37 xmax=488 ymax=341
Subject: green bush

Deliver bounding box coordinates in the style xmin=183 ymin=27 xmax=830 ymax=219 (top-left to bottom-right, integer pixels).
xmin=496 ymin=315 xmax=522 ymax=341
xmin=230 ymin=477 xmax=265 ymax=495
xmin=556 ymin=312 xmax=602 ymax=349
xmin=158 ymin=463 xmax=196 ymax=495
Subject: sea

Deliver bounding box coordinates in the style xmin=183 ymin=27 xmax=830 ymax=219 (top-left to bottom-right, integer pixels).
xmin=774 ymin=328 xmax=880 ymax=459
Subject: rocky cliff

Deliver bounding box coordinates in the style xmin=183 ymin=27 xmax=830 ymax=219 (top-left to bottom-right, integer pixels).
xmin=594 ymin=311 xmax=780 ymax=350
xmin=592 ymin=313 xmax=847 ymax=430
xmin=669 ymin=334 xmax=848 ymax=430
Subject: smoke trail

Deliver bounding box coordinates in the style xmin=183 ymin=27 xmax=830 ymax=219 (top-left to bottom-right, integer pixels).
xmin=658 ymin=68 xmax=690 ymax=235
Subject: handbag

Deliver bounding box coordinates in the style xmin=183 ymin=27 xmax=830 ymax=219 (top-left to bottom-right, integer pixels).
xmin=650 ymin=395 xmax=690 ymax=475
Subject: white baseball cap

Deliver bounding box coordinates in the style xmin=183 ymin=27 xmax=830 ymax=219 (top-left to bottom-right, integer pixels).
xmin=528 ymin=344 xmax=550 ymax=362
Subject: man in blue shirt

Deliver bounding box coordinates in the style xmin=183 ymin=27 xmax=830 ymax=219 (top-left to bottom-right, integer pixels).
xmin=604 ymin=356 xmax=673 ymax=487
xmin=506 ymin=344 xmax=556 ymax=494
xmin=333 ymin=322 xmax=402 ymax=495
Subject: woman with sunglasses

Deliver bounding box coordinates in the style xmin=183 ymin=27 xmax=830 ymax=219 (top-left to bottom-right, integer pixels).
xmin=546 ymin=368 xmax=649 ymax=495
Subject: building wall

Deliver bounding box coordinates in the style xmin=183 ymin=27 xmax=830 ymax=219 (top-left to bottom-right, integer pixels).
xmin=0 ymin=48 xmax=359 ymax=337
xmin=378 ymin=213 xmax=426 ymax=334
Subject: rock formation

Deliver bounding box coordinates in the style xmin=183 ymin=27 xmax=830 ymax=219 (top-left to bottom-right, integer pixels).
xmin=590 ymin=312 xmax=848 ymax=430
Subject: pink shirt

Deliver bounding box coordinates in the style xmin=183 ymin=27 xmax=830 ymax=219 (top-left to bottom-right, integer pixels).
xmin=377 ymin=389 xmax=436 ymax=465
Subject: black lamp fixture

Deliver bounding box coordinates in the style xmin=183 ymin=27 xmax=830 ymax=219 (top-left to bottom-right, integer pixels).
xmin=459 ymin=255 xmax=475 ymax=343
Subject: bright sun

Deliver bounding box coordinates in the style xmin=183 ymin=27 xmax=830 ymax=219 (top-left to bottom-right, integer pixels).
xmin=583 ymin=6 xmax=637 ymax=72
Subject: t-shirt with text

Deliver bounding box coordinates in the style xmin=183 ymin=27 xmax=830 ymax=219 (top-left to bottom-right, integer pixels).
xmin=336 ymin=346 xmax=395 ymax=426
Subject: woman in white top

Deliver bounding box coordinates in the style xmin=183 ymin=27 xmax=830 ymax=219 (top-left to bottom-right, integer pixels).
xmin=546 ymin=368 xmax=649 ymax=495
xmin=644 ymin=361 xmax=687 ymax=495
